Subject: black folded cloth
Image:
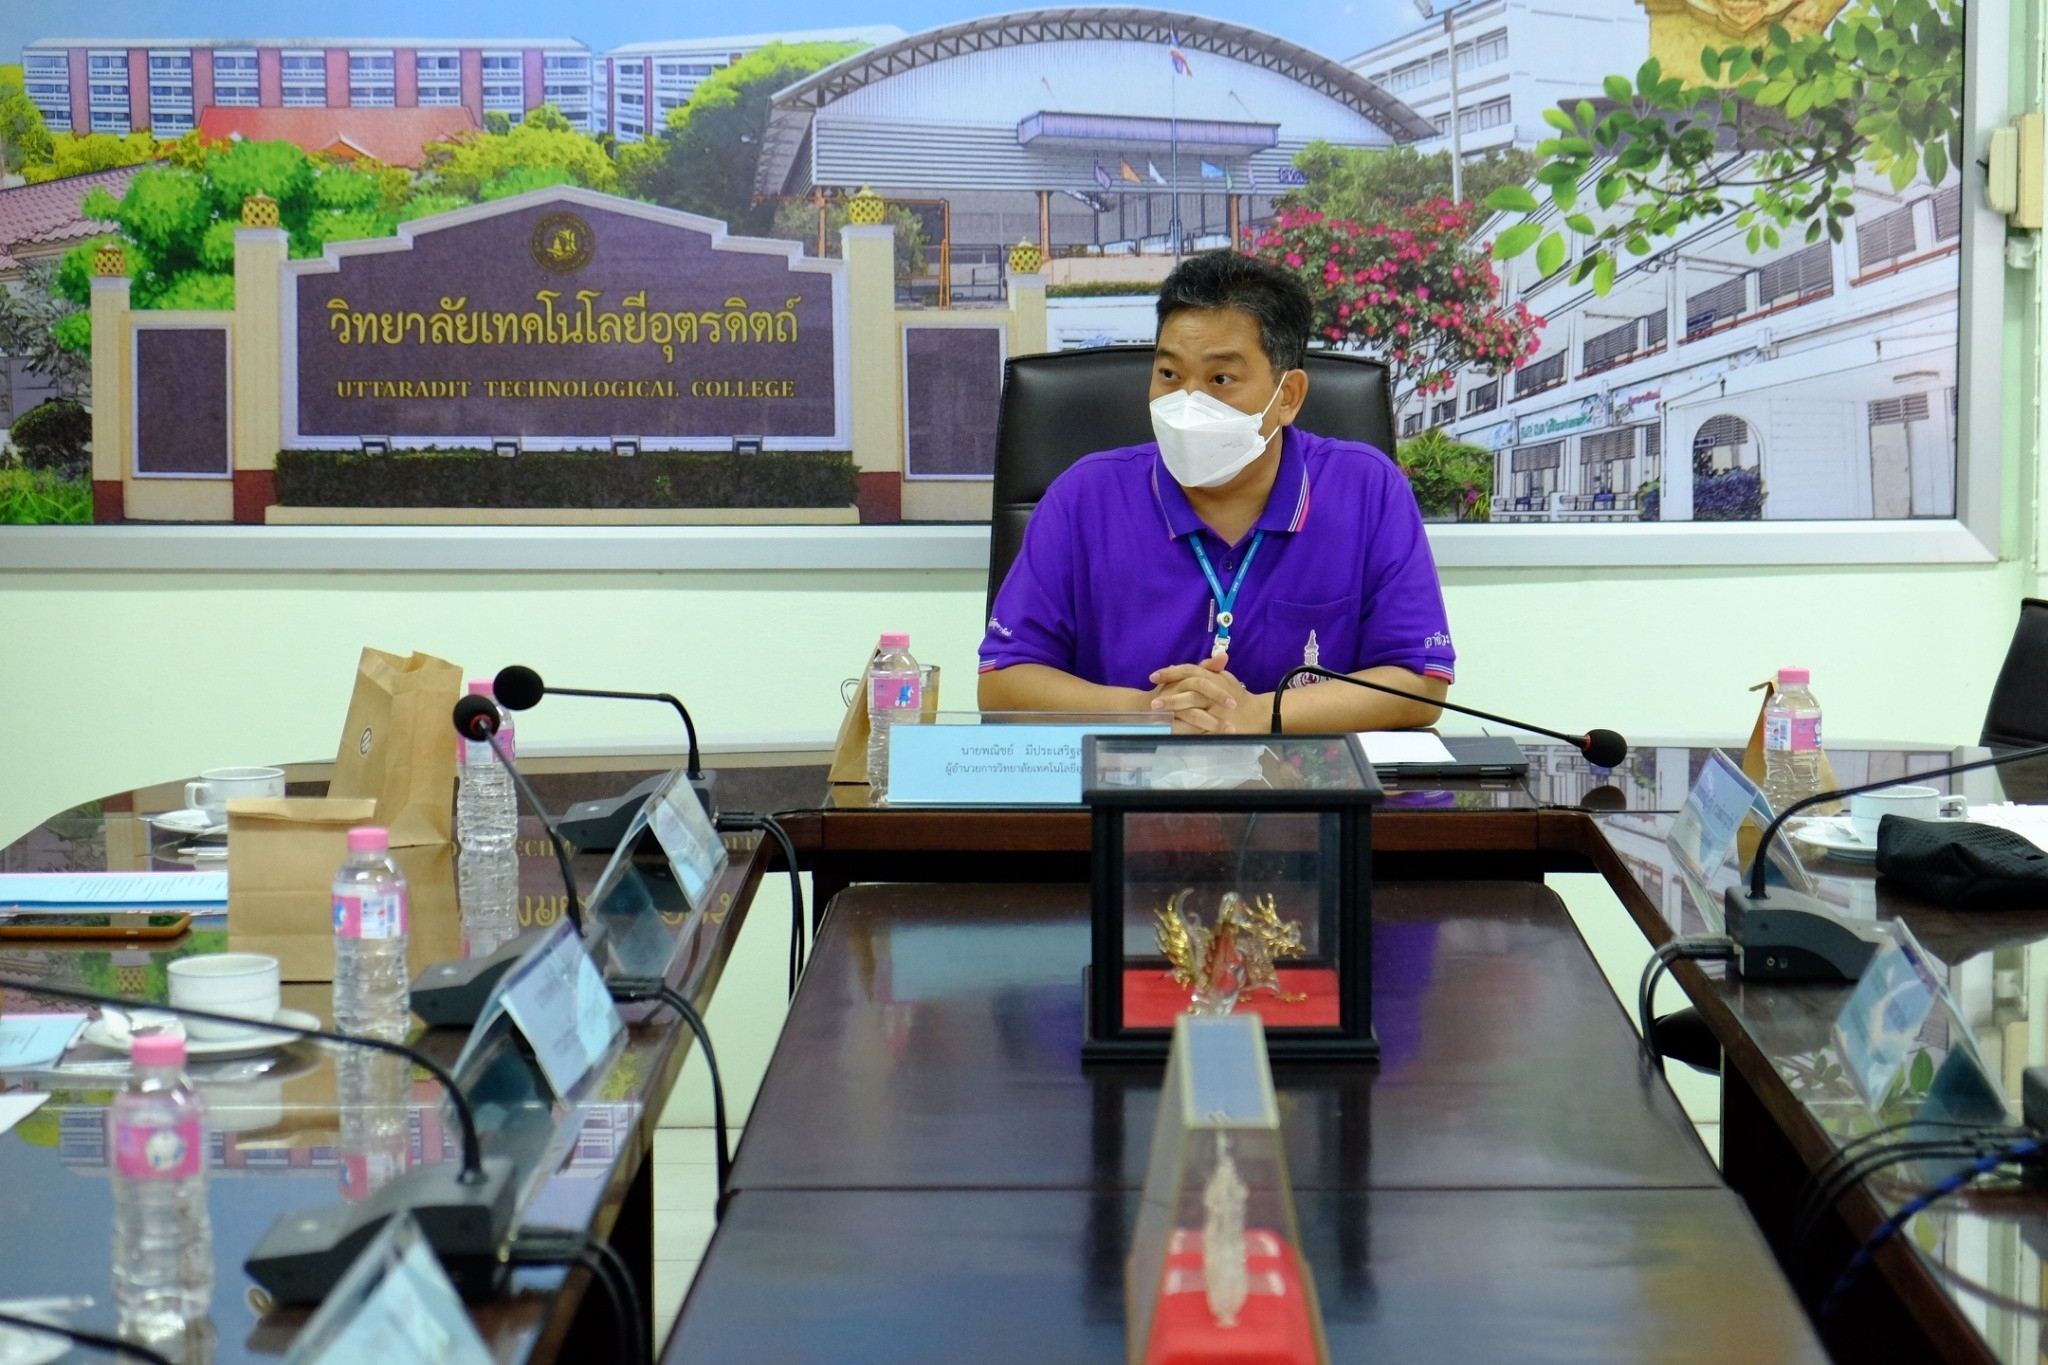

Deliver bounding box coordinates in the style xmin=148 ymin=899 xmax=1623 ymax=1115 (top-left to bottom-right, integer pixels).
xmin=1876 ymin=815 xmax=2048 ymax=909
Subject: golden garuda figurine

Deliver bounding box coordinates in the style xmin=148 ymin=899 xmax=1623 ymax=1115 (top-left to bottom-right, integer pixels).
xmin=1154 ymin=889 xmax=1307 ymax=1015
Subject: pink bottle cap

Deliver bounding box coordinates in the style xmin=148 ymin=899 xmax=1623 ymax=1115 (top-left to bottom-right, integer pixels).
xmin=467 ymin=680 xmax=496 ymax=697
xmin=132 ymin=1033 xmax=186 ymax=1067
xmin=347 ymin=826 xmax=391 ymax=853
xmin=879 ymin=632 xmax=911 ymax=649
xmin=1776 ymin=668 xmax=1811 ymax=687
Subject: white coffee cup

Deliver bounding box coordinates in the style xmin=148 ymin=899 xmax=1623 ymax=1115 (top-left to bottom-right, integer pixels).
xmin=1848 ymin=785 xmax=1968 ymax=843
xmin=184 ymin=766 xmax=285 ymax=815
xmin=168 ymin=953 xmax=282 ymax=1040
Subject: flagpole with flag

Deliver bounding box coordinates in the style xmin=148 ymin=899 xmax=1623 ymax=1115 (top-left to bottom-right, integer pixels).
xmin=1166 ymin=28 xmax=1193 ymax=258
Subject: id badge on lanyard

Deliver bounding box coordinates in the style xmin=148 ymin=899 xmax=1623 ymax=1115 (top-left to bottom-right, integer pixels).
xmin=1190 ymin=531 xmax=1264 ymax=659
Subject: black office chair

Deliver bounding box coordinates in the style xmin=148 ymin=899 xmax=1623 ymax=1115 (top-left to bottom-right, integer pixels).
xmin=1982 ymin=598 xmax=2048 ymax=748
xmin=987 ymin=346 xmax=1397 ymax=615
xmin=1981 ymin=598 xmax=2048 ymax=803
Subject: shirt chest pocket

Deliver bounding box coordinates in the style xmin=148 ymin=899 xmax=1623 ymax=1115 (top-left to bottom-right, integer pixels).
xmin=1265 ymin=596 xmax=1361 ymax=673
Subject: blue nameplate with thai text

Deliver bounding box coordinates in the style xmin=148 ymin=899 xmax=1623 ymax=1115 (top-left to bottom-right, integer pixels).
xmin=886 ymin=724 xmax=1161 ymax=806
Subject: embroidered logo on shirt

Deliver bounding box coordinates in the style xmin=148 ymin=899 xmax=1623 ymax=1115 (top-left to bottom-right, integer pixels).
xmin=1284 ymin=631 xmax=1323 ymax=690
xmin=1423 ymin=631 xmax=1453 ymax=649
xmin=989 ymin=615 xmax=1014 ymax=640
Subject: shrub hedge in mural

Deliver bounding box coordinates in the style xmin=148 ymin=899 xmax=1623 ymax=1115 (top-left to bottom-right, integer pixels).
xmin=11 ymin=398 xmax=91 ymax=476
xmin=275 ymin=448 xmax=859 ymax=509
xmin=1693 ymin=468 xmax=1766 ymax=520
xmin=1394 ymin=428 xmax=1494 ymax=522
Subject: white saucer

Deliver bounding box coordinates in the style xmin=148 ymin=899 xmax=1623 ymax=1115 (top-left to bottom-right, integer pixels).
xmin=150 ymin=808 xmax=227 ymax=837
xmin=82 ymin=1007 xmax=321 ymax=1059
xmin=1788 ymin=816 xmax=1881 ymax=862
xmin=0 ymin=1320 xmax=66 ymax=1365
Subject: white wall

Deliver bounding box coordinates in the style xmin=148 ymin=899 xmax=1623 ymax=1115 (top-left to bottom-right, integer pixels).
xmin=0 ymin=557 xmax=2028 ymax=848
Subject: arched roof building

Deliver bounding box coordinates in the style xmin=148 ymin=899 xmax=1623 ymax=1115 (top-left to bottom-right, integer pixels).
xmin=754 ymin=8 xmax=1429 ymax=279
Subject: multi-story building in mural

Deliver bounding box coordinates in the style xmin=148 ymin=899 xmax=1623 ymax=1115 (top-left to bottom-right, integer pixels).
xmin=20 ymin=37 xmax=598 ymax=137
xmin=1400 ymin=161 xmax=1961 ymax=523
xmin=1344 ymin=0 xmax=1649 ymax=156
xmin=599 ymin=27 xmax=904 ymax=143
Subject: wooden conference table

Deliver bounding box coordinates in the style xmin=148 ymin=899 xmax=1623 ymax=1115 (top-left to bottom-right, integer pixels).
xmin=5 ymin=739 xmax=2042 ymax=1362
xmin=672 ymin=738 xmax=2044 ymax=1365
xmin=0 ymin=757 xmax=775 ymax=1364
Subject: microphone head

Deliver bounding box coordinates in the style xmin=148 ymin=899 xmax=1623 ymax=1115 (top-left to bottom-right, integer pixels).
xmin=452 ymin=694 xmax=501 ymax=741
xmin=1580 ymin=729 xmax=1628 ymax=769
xmin=492 ymin=664 xmax=545 ymax=711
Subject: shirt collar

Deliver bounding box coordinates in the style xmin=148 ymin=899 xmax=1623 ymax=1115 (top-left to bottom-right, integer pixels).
xmin=1151 ymin=426 xmax=1312 ymax=542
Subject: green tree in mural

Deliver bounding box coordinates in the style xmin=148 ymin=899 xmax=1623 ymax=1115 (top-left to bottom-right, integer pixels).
xmin=618 ymin=41 xmax=863 ymax=232
xmin=22 ymin=130 xmax=162 ymax=185
xmin=1283 ymin=142 xmax=1537 ymax=227
xmin=1486 ymin=0 xmax=1961 ymax=292
xmin=418 ymin=103 xmax=617 ymax=200
xmin=0 ymin=66 xmax=53 ymax=175
xmin=768 ymin=197 xmax=930 ymax=271
xmin=49 ymin=139 xmax=431 ymax=349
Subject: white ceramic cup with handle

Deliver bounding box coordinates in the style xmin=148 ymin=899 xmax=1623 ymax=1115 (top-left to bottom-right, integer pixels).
xmin=1847 ymin=785 xmax=1968 ymax=844
xmin=184 ymin=766 xmax=285 ymax=815
xmin=167 ymin=953 xmax=282 ymax=1040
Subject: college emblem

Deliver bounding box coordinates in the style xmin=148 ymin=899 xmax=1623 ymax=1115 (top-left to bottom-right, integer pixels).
xmin=530 ymin=211 xmax=594 ymax=274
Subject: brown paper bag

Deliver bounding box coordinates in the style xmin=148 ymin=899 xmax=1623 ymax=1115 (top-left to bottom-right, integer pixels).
xmin=329 ymin=647 xmax=463 ymax=848
xmin=227 ymin=797 xmax=378 ymax=982
xmin=228 ymin=801 xmax=460 ymax=983
xmin=829 ymin=656 xmax=942 ymax=785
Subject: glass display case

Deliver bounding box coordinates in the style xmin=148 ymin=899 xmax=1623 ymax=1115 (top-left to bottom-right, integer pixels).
xmin=1127 ymin=1014 xmax=1327 ymax=1365
xmin=1082 ymin=734 xmax=1381 ymax=1060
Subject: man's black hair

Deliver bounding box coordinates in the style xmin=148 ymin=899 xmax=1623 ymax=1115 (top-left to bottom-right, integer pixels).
xmin=1155 ymin=251 xmax=1313 ymax=376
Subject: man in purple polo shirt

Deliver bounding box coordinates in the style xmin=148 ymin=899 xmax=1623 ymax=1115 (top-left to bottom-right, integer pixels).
xmin=978 ymin=251 xmax=1454 ymax=733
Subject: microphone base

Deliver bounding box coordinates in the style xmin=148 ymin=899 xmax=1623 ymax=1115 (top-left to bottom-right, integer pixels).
xmin=246 ymin=1154 xmax=519 ymax=1304
xmin=411 ymin=931 xmax=548 ymax=1027
xmin=1722 ymin=886 xmax=1884 ymax=982
xmin=560 ymin=770 xmax=718 ymax=852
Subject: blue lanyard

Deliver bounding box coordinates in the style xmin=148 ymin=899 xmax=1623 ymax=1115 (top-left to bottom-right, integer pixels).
xmin=1189 ymin=531 xmax=1264 ymax=657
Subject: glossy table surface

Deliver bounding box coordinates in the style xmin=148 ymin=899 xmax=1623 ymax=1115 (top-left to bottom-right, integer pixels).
xmin=0 ymin=761 xmax=768 ymax=1363
xmin=674 ymin=878 xmax=1826 ymax=1362
xmin=1584 ymin=803 xmax=2048 ymax=1365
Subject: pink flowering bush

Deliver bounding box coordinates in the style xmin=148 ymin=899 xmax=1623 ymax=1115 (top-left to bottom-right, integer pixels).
xmin=1245 ymin=200 xmax=1543 ymax=403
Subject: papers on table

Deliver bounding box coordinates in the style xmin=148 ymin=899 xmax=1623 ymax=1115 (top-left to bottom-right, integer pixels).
xmin=0 ymin=871 xmax=227 ymax=907
xmin=0 ymin=1093 xmax=50 ymax=1137
xmin=1357 ymin=731 xmax=1458 ymax=768
xmin=1963 ymin=803 xmax=2048 ymax=852
xmin=0 ymin=1014 xmax=87 ymax=1070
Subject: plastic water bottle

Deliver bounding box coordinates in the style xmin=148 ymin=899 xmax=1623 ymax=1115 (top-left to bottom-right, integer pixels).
xmin=865 ymin=632 xmax=923 ymax=801
xmin=1762 ymin=667 xmax=1827 ymax=814
xmin=455 ymin=680 xmax=521 ymax=953
xmin=333 ymin=825 xmax=411 ymax=1042
xmin=112 ymin=1033 xmax=212 ymax=1341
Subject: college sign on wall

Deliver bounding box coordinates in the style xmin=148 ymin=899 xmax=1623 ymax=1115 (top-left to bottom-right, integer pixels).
xmin=285 ymin=188 xmax=848 ymax=448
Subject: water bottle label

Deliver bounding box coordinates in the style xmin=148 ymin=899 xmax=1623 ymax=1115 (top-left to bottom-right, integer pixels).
xmin=460 ymin=724 xmax=513 ymax=766
xmin=335 ymin=889 xmax=409 ymax=940
xmin=1766 ymin=715 xmax=1821 ymax=751
xmin=115 ymin=1118 xmax=202 ymax=1179
xmin=870 ymin=672 xmax=922 ymax=713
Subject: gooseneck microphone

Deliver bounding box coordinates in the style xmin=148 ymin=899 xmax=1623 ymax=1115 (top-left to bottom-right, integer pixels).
xmin=1725 ymin=741 xmax=2048 ymax=981
xmin=0 ymin=976 xmax=517 ymax=1303
xmin=1271 ymin=665 xmax=1629 ymax=768
xmin=454 ymin=694 xmax=584 ymax=932
xmin=493 ymin=665 xmax=704 ymax=782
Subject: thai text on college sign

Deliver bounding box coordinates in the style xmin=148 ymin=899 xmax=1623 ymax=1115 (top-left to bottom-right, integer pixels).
xmin=285 ymin=189 xmax=847 ymax=448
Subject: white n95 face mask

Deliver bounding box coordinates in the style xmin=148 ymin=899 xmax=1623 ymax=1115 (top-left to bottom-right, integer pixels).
xmin=1149 ymin=384 xmax=1286 ymax=490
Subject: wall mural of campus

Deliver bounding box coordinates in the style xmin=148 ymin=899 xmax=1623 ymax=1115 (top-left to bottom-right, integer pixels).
xmin=0 ymin=0 xmax=1967 ymax=528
